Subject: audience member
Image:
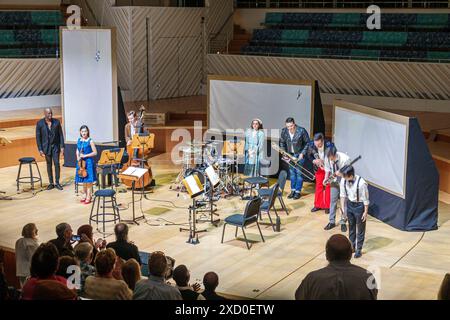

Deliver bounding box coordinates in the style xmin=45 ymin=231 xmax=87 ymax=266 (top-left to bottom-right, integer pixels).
xmin=113 ymin=256 xmax=125 ymax=281
xmin=106 ymin=223 xmax=141 ymax=264
xmin=295 ymin=234 xmax=378 ymax=300
xmin=84 ymin=248 xmax=132 ymax=300
xmin=77 ymin=224 xmax=106 ymax=260
xmin=121 ymin=258 xmax=141 ymax=291
xmin=56 ymin=256 xmax=78 ymax=279
xmin=33 ymin=280 xmax=77 ymax=300
xmin=438 ymin=273 xmax=450 ymax=300
xmin=49 ymin=223 xmax=74 ymax=257
xmin=133 ymin=251 xmax=182 ymax=300
xmin=21 ymin=242 xmax=68 ymax=300
xmin=74 ymin=242 xmax=95 ymax=294
xmin=15 ymin=223 xmax=39 ymax=287
xmin=173 ymin=264 xmax=205 ymax=300
xmin=0 ymin=249 xmax=9 ymax=300
xmin=202 ymin=272 xmax=227 ymax=300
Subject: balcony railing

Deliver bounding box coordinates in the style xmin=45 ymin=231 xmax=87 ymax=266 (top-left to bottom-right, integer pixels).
xmin=236 ymin=1 xmax=450 ymax=9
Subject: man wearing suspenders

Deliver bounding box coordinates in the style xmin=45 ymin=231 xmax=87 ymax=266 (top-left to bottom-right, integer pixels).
xmin=323 ymin=146 xmax=350 ymax=232
xmin=340 ymin=166 xmax=370 ymax=259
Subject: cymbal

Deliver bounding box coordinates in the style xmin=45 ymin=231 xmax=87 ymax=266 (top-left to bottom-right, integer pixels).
xmin=181 ymin=146 xmax=202 ymax=153
xmin=187 ymin=141 xmax=208 ymax=147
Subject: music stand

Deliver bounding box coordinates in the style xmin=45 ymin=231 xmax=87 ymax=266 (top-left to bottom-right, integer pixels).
xmin=131 ymin=133 xmax=154 ymax=165
xmin=223 ymin=138 xmax=244 ymax=196
xmin=98 ymin=148 xmax=124 ymax=189
xmin=204 ymin=165 xmax=220 ymax=225
xmin=179 ymin=174 xmax=207 ymax=244
xmin=0 ymin=137 xmax=12 ymax=200
xmin=118 ymin=166 xmax=149 ymax=225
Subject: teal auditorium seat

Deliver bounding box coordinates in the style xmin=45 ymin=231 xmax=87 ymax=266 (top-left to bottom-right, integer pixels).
xmin=40 ymin=29 xmax=59 ymax=45
xmin=0 ymin=31 xmax=15 ymax=45
xmin=31 ymin=11 xmax=63 ymax=25
xmin=361 ymin=31 xmax=408 ymax=47
xmin=245 ymin=12 xmax=450 ymax=62
xmin=0 ymin=10 xmax=63 ymax=58
xmin=330 ymin=13 xmax=360 ymax=27
xmin=281 ymin=30 xmax=309 ymax=44
xmin=414 ymin=14 xmax=449 ymax=28
xmin=265 ymin=12 xmax=283 ymax=25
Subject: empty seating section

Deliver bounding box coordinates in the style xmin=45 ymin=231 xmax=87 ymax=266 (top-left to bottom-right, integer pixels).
xmin=0 ymin=11 xmax=63 ymax=58
xmin=264 ymin=12 xmax=450 ymax=29
xmin=242 ymin=13 xmax=450 ymax=62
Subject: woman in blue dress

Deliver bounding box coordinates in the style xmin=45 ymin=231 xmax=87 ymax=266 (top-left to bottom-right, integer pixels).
xmin=244 ymin=118 xmax=265 ymax=177
xmin=75 ymin=125 xmax=97 ymax=204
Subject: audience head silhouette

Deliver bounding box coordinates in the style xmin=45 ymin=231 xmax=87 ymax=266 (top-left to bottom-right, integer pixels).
xmin=325 ymin=234 xmax=353 ymax=262
xmin=121 ymin=258 xmax=141 ymax=291
xmin=173 ymin=264 xmax=190 ymax=287
xmin=56 ymin=256 xmax=78 ymax=279
xmin=21 ymin=223 xmax=37 ymax=239
xmin=94 ymin=248 xmax=116 ymax=277
xmin=203 ymin=271 xmax=219 ymax=292
xmin=75 ymin=242 xmax=93 ymax=264
xmin=148 ymin=251 xmax=167 ymax=278
xmin=77 ymin=224 xmax=94 ymax=242
xmin=55 ymin=223 xmax=72 ymax=241
xmin=114 ymin=223 xmax=129 ymax=242
xmin=30 ymin=242 xmax=59 ymax=278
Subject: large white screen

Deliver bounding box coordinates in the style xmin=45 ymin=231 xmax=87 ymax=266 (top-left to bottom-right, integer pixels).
xmin=334 ymin=105 xmax=407 ymax=198
xmin=209 ymin=79 xmax=312 ymax=137
xmin=62 ymin=29 xmax=116 ymax=143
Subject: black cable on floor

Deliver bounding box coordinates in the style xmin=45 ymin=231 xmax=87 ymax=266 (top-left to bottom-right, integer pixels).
xmin=389 ymin=232 xmax=425 ymax=269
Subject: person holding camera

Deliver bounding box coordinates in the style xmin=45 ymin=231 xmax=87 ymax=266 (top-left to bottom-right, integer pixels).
xmin=49 ymin=223 xmax=74 ymax=257
xmin=133 ymin=251 xmax=182 ymax=300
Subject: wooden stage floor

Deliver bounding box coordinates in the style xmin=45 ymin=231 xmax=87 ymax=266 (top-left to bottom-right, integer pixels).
xmin=0 ymin=153 xmax=449 ymax=300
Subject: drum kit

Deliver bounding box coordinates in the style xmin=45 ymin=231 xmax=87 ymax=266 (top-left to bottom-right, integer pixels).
xmin=171 ymin=140 xmax=242 ymax=199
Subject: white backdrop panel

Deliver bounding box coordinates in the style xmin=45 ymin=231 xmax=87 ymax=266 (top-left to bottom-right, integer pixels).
xmin=209 ymin=80 xmax=312 ymax=137
xmin=62 ymin=29 xmax=116 ymax=143
xmin=334 ymin=106 xmax=407 ymax=197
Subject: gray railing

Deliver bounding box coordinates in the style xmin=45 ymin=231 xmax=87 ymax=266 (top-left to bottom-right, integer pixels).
xmin=236 ymin=1 xmax=450 ymax=9
xmin=209 ymin=11 xmax=235 ymax=54
xmin=239 ymin=51 xmax=450 ymax=63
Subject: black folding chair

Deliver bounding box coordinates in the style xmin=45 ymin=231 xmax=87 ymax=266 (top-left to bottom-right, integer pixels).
xmin=221 ymin=197 xmax=264 ymax=250
xmin=258 ymin=170 xmax=289 ymax=214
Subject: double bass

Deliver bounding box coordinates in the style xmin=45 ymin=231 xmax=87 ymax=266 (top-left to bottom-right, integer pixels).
xmin=121 ymin=106 xmax=153 ymax=188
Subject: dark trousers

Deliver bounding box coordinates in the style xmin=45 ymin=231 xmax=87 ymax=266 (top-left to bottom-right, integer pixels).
xmin=347 ymin=201 xmax=366 ymax=252
xmin=45 ymin=149 xmax=60 ymax=184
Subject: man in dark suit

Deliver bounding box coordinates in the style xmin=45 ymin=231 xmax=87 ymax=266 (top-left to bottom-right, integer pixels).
xmin=36 ymin=108 xmax=65 ymax=190
xmin=279 ymin=117 xmax=310 ymax=200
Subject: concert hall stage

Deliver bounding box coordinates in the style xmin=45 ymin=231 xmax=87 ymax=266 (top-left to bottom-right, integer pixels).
xmin=1 ymin=98 xmax=448 ymax=192
xmin=0 ymin=153 xmax=449 ymax=300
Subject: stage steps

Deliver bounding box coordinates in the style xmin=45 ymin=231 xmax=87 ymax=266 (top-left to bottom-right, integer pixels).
xmin=0 ymin=107 xmax=62 ymax=129
xmin=0 ymin=108 xmax=62 ymax=168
